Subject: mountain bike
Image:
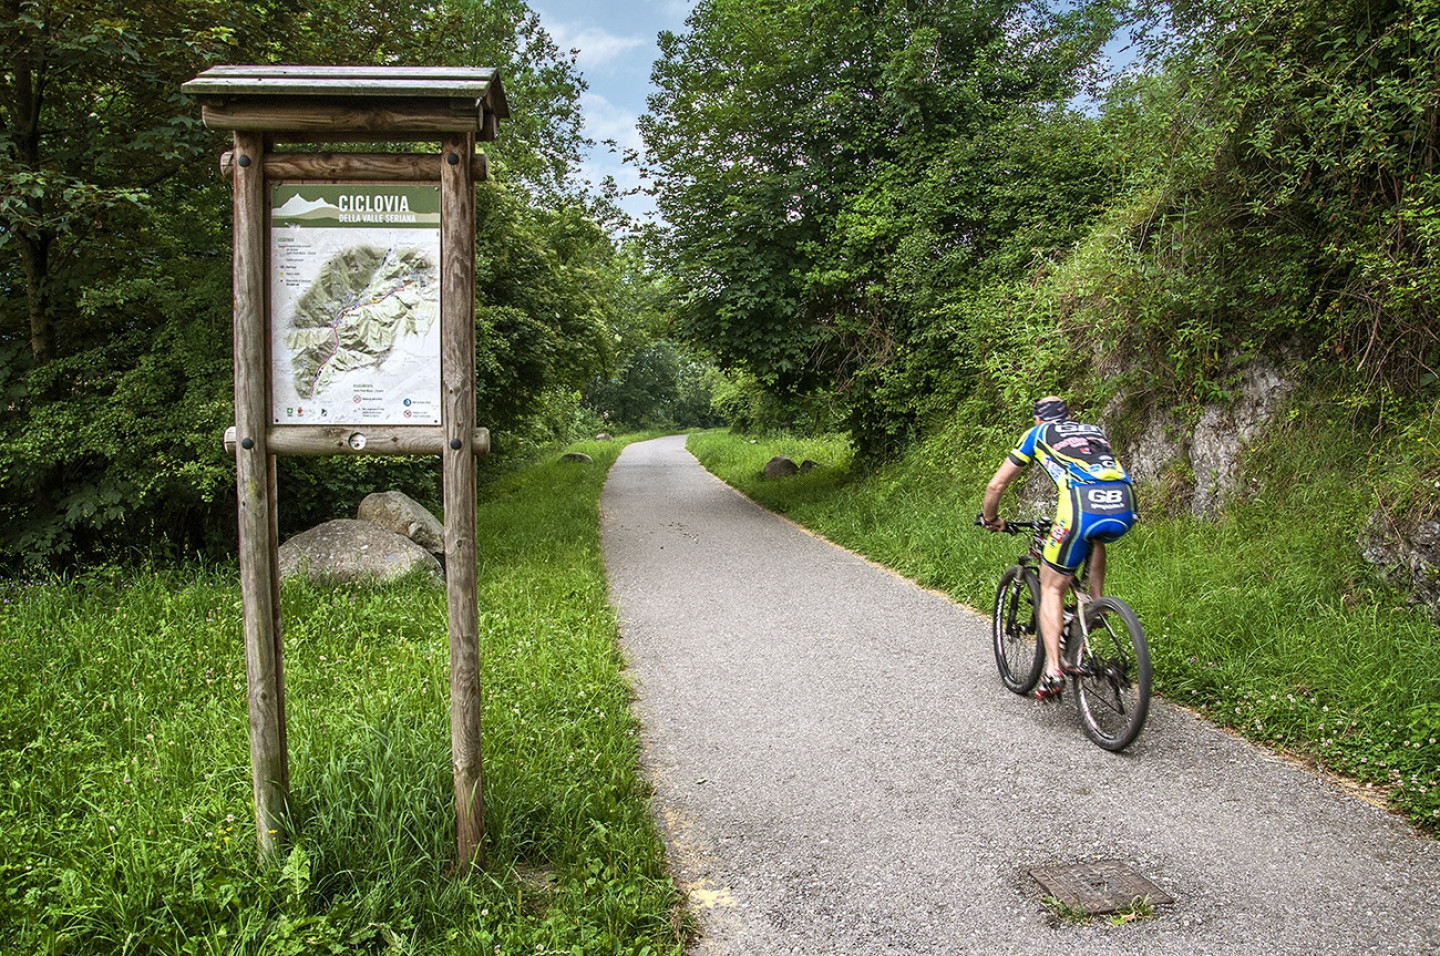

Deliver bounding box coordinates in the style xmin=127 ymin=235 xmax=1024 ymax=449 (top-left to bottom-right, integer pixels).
xmin=978 ymin=516 xmax=1151 ymax=752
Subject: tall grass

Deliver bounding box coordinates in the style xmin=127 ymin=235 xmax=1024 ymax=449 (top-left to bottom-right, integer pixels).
xmin=0 ymin=438 xmax=685 ymax=955
xmin=688 ymin=425 xmax=1440 ymax=834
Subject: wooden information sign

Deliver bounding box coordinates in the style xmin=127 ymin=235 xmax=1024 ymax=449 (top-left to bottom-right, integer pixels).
xmin=182 ymin=65 xmax=509 ymax=871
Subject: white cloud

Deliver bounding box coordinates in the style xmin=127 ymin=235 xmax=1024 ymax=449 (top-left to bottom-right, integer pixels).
xmin=547 ymin=22 xmax=648 ymax=74
xmin=576 ymin=92 xmax=655 ymax=221
xmin=580 ymin=92 xmax=643 ymax=152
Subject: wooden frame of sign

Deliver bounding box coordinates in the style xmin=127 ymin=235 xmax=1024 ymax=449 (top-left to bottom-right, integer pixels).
xmin=182 ymin=65 xmax=509 ymax=872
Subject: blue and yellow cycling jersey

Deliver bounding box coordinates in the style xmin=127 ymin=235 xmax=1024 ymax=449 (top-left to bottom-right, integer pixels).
xmin=1008 ymin=420 xmax=1131 ymax=486
xmin=1008 ymin=421 xmax=1135 ymax=574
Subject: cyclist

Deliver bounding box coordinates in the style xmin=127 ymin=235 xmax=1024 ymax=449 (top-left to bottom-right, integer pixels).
xmin=980 ymin=396 xmax=1136 ymax=701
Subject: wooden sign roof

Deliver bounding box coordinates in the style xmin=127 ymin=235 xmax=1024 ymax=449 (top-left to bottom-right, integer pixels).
xmin=183 ymin=65 xmax=509 ymax=140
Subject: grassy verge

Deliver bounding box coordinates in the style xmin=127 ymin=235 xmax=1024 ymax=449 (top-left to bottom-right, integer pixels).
xmin=0 ymin=437 xmax=686 ymax=955
xmin=687 ymin=426 xmax=1440 ymax=835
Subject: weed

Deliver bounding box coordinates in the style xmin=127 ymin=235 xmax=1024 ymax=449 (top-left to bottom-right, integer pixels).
xmin=1040 ymin=896 xmax=1092 ymax=924
xmin=1108 ymin=895 xmax=1156 ymax=925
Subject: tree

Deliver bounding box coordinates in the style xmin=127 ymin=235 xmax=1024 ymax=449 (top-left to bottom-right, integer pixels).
xmin=0 ymin=0 xmax=610 ymax=567
xmin=642 ymin=0 xmax=1119 ymax=449
xmin=0 ymin=0 xmax=269 ymax=367
xmin=1086 ymin=0 xmax=1440 ymax=393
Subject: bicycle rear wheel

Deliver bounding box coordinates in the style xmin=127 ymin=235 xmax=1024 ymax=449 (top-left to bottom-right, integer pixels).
xmin=992 ymin=565 xmax=1044 ymax=694
xmin=1069 ymin=597 xmax=1151 ymax=751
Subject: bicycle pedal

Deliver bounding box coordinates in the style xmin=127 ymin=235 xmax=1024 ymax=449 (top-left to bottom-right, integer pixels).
xmin=1034 ymin=675 xmax=1066 ymax=702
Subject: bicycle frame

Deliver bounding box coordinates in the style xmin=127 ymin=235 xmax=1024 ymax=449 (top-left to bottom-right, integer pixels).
xmin=1006 ymin=519 xmax=1096 ymax=655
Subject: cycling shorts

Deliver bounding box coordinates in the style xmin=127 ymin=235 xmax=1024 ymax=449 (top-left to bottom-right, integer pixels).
xmin=1043 ymin=481 xmax=1135 ymax=575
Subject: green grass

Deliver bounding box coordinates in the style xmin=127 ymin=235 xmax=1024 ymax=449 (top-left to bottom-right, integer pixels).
xmin=688 ymin=426 xmax=1440 ymax=835
xmin=0 ymin=437 xmax=686 ymax=955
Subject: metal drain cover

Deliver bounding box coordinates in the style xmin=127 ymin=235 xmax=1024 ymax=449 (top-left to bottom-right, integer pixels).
xmin=1028 ymin=861 xmax=1173 ymax=914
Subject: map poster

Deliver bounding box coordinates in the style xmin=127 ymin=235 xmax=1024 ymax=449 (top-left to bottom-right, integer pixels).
xmin=270 ymin=183 xmax=442 ymax=426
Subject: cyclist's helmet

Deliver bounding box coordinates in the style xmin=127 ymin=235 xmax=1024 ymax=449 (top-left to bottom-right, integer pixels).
xmin=1032 ymin=397 xmax=1070 ymax=422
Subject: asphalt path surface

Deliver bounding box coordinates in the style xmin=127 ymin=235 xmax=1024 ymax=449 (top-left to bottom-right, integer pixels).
xmin=600 ymin=435 xmax=1440 ymax=955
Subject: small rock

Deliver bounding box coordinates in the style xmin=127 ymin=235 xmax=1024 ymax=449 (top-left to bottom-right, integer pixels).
xmin=764 ymin=455 xmax=799 ymax=478
xmin=560 ymin=452 xmax=594 ymax=464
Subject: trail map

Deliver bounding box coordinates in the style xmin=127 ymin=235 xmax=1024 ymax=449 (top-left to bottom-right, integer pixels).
xmin=270 ymin=184 xmax=442 ymax=425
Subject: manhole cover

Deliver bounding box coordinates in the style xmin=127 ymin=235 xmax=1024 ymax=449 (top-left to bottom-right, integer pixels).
xmin=1028 ymin=861 xmax=1173 ymax=915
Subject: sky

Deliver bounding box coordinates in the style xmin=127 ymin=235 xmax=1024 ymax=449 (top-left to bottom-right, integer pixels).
xmin=530 ymin=1 xmax=694 ymax=223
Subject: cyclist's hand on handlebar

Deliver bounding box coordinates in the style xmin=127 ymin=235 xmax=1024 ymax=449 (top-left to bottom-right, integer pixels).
xmin=975 ymin=512 xmax=1007 ymax=533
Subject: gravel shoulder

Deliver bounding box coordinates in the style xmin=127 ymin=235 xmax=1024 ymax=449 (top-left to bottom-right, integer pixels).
xmin=600 ymin=435 xmax=1440 ymax=956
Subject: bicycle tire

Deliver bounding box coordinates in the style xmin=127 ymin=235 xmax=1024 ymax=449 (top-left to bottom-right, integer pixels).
xmin=1069 ymin=596 xmax=1151 ymax=751
xmin=992 ymin=565 xmax=1044 ymax=694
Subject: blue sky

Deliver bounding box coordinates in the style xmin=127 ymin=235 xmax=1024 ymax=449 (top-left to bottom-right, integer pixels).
xmin=531 ymin=1 xmax=693 ymax=221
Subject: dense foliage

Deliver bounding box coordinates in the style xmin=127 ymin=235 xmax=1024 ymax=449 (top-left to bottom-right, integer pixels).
xmin=645 ymin=0 xmax=1440 ymax=501
xmin=643 ymin=0 xmax=1120 ymax=450
xmin=0 ymin=0 xmax=630 ymax=568
xmin=1058 ymin=0 xmax=1440 ymax=400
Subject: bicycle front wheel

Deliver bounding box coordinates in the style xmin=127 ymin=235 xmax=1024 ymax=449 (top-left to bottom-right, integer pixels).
xmin=1070 ymin=597 xmax=1151 ymax=751
xmin=992 ymin=565 xmax=1043 ymax=694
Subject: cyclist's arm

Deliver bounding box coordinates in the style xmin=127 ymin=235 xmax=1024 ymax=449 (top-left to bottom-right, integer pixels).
xmin=981 ymin=459 xmax=1024 ymax=529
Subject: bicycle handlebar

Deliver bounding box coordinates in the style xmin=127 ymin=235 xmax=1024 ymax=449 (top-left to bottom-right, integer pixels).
xmin=974 ymin=513 xmax=1053 ymax=536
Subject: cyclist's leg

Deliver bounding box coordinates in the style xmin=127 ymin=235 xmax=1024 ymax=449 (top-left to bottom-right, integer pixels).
xmin=1039 ymin=487 xmax=1086 ymax=688
xmin=1077 ymin=481 xmax=1137 ymax=599
xmin=1037 ymin=562 xmax=1072 ymax=676
xmin=1089 ymin=542 xmax=1106 ymax=598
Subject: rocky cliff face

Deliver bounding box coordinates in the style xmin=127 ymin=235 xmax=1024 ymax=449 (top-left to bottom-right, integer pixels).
xmin=1108 ymin=356 xmax=1296 ymax=518
xmin=1104 ymin=354 xmax=1438 ymax=617
xmin=1361 ymin=513 xmax=1440 ymax=620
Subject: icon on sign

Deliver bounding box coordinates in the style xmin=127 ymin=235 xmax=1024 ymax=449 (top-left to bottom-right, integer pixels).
xmin=404 ymin=408 xmax=413 ymax=418
xmin=353 ymin=394 xmax=362 ymax=404
xmin=403 ymin=398 xmax=412 ymax=407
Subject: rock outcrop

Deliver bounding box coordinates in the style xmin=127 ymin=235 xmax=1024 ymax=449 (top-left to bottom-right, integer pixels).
xmin=1361 ymin=513 xmax=1440 ymax=620
xmin=1110 ymin=355 xmax=1296 ymax=517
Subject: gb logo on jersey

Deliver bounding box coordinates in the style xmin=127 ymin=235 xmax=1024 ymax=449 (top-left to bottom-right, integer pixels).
xmin=1087 ymin=487 xmax=1126 ymax=508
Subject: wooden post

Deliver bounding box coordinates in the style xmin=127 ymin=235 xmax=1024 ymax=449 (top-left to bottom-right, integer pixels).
xmin=188 ymin=65 xmax=506 ymax=876
xmin=232 ymin=130 xmax=289 ymax=859
xmin=441 ymin=131 xmax=484 ymax=870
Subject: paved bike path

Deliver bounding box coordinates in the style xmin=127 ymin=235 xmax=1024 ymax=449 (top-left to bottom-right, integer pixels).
xmin=600 ymin=435 xmax=1439 ymax=956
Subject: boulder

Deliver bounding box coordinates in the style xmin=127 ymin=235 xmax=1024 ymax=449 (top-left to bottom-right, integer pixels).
xmin=594 ymin=432 xmax=613 ymax=442
xmin=357 ymin=490 xmax=444 ymax=553
xmin=764 ymin=455 xmax=799 ymax=478
xmin=279 ymin=519 xmax=443 ymax=585
xmin=560 ymin=452 xmax=594 ymax=464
